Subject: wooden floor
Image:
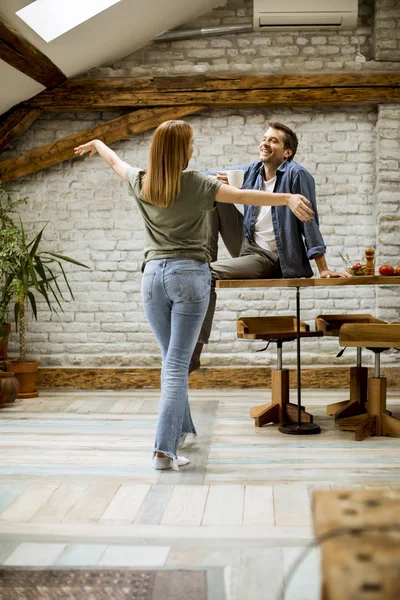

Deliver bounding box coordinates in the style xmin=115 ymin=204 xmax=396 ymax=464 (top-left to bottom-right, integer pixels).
xmin=0 ymin=388 xmax=399 ymax=600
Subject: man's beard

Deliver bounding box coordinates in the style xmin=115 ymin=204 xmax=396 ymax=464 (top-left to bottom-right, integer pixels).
xmin=260 ymin=152 xmax=277 ymax=166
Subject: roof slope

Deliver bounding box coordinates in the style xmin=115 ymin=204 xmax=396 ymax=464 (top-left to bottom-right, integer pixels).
xmin=0 ymin=0 xmax=224 ymax=115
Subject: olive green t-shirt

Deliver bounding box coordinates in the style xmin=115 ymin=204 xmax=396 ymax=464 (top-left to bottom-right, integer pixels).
xmin=126 ymin=168 xmax=221 ymax=263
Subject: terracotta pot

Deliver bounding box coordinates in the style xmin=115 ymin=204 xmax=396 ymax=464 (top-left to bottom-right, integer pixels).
xmin=0 ymin=372 xmax=20 ymax=405
xmin=5 ymin=360 xmax=39 ymax=399
xmin=0 ymin=323 xmax=11 ymax=361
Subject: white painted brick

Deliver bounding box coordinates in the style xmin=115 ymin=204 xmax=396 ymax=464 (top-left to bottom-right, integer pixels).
xmin=311 ymin=36 xmax=327 ymax=45
xmin=49 ymin=333 xmax=88 ymax=343
xmin=101 ymin=322 xmax=140 ymax=333
xmin=67 ymin=324 xmax=100 ymax=333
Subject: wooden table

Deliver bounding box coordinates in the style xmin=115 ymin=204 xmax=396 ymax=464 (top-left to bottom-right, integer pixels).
xmin=312 ymin=488 xmax=400 ymax=599
xmin=216 ymin=276 xmax=400 ymax=435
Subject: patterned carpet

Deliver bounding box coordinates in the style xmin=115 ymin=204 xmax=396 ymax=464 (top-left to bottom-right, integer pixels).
xmin=0 ymin=569 xmax=207 ymax=599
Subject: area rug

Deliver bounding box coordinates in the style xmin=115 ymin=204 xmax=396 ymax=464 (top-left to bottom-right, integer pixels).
xmin=0 ymin=568 xmax=207 ymax=599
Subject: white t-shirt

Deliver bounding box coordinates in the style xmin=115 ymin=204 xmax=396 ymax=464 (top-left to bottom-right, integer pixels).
xmin=253 ymin=176 xmax=277 ymax=252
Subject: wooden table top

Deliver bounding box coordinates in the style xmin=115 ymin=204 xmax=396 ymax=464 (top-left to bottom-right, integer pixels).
xmin=216 ymin=276 xmax=400 ymax=289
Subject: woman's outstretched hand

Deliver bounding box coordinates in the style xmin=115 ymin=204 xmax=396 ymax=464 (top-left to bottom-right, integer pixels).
xmin=74 ymin=141 xmax=97 ymax=158
xmin=287 ymin=194 xmax=314 ymax=222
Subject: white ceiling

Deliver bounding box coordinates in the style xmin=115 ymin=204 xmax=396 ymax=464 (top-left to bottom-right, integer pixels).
xmin=0 ymin=0 xmax=224 ymax=116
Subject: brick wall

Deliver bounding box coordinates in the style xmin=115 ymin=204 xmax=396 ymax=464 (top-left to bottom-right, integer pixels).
xmin=375 ymin=104 xmax=400 ymax=335
xmin=4 ymin=0 xmax=400 ymax=368
xmin=374 ymin=0 xmax=400 ymax=61
xmin=87 ymin=0 xmax=395 ymax=76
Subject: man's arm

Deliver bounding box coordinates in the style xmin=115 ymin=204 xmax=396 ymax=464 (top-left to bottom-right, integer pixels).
xmin=74 ymin=140 xmax=131 ymax=181
xmin=291 ymin=170 xmax=349 ymax=278
xmin=314 ymin=255 xmax=348 ymax=279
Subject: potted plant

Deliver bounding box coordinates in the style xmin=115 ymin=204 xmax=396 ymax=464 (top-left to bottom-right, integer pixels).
xmin=0 ymin=182 xmax=26 ymax=365
xmin=0 ymin=258 xmax=20 ymax=403
xmin=5 ymin=220 xmax=89 ymax=398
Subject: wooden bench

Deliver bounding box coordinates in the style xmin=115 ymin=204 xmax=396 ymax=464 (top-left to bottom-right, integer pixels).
xmin=313 ymin=488 xmax=400 ymax=600
xmin=237 ymin=316 xmax=323 ymax=427
xmin=315 ymin=314 xmax=385 ymax=421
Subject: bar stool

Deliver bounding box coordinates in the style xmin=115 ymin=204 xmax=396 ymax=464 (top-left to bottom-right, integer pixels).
xmin=315 ymin=314 xmax=385 ymax=421
xmin=236 ymin=316 xmax=323 ymax=427
xmin=337 ymin=323 xmax=400 ymax=441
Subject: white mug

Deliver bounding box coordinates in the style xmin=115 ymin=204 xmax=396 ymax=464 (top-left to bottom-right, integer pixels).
xmin=227 ymin=169 xmax=245 ymax=188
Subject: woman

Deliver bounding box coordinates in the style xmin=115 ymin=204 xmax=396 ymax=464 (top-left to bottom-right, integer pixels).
xmin=74 ymin=120 xmax=313 ymax=471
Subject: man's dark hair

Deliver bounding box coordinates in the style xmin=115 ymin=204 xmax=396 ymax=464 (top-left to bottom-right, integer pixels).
xmin=268 ymin=121 xmax=298 ymax=160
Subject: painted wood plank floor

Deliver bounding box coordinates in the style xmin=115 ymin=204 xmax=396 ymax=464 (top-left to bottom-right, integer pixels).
xmin=0 ymin=388 xmax=399 ymax=600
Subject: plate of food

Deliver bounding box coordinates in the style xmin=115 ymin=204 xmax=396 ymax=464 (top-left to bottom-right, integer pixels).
xmin=339 ymin=253 xmax=367 ymax=276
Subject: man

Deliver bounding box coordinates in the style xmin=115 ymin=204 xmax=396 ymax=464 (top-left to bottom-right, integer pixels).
xmin=190 ymin=121 xmax=347 ymax=372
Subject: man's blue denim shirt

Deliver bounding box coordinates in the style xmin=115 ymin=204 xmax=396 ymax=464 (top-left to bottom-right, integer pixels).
xmin=228 ymin=160 xmax=326 ymax=278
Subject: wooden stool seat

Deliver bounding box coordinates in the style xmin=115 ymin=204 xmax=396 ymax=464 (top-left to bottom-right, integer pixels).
xmin=237 ymin=315 xmax=321 ymax=341
xmin=313 ymin=488 xmax=400 ymax=600
xmin=237 ymin=316 xmax=323 ymax=427
xmin=315 ymin=314 xmax=385 ymax=421
xmin=339 ymin=323 xmax=400 ymax=348
xmin=315 ymin=313 xmax=383 ymax=337
xmin=338 ymin=323 xmax=400 ymax=441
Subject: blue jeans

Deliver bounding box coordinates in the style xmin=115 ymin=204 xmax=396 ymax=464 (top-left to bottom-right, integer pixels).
xmin=141 ymin=259 xmax=211 ymax=460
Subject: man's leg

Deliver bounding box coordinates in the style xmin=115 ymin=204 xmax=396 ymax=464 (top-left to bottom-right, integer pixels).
xmin=206 ymin=203 xmax=244 ymax=262
xmin=203 ymin=250 xmax=279 ymax=341
xmin=190 ymin=244 xmax=279 ymax=372
xmin=191 ymin=205 xmax=244 ymax=373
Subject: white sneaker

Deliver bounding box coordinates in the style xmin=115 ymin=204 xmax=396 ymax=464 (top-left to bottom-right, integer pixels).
xmin=178 ymin=434 xmax=187 ymax=449
xmin=152 ymin=455 xmax=190 ymax=471
xmin=178 ymin=433 xmax=197 ymax=449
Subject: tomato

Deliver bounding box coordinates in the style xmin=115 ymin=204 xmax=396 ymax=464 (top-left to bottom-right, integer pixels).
xmin=379 ymin=265 xmax=395 ymax=276
xmin=352 ymin=262 xmax=362 ymax=270
xmin=396 ymin=266 xmax=400 ymax=276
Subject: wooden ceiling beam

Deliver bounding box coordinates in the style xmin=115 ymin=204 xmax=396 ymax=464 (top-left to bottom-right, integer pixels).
xmin=24 ymin=87 xmax=400 ymax=110
xmin=152 ymin=72 xmax=400 ymax=90
xmin=0 ymin=16 xmax=66 ymax=88
xmin=2 ymin=70 xmax=400 ymax=183
xmin=0 ymin=106 xmax=42 ymax=153
xmin=0 ymin=105 xmax=205 ymax=184
xmin=23 ymin=72 xmax=400 ymax=110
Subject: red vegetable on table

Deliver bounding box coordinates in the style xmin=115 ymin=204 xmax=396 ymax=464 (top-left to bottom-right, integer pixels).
xmin=379 ymin=265 xmax=395 ymax=276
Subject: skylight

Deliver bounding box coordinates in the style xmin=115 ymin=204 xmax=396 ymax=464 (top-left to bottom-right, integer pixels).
xmin=16 ymin=0 xmax=122 ymax=43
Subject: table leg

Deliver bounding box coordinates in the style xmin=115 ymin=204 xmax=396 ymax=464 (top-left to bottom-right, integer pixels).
xmin=279 ymin=287 xmax=320 ymax=435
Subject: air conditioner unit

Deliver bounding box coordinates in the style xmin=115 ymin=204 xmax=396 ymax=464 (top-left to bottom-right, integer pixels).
xmin=254 ymin=0 xmax=358 ymax=31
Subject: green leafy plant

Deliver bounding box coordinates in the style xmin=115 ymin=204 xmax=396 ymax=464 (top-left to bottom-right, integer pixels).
xmin=0 ymin=181 xmax=27 ymax=230
xmin=9 ymin=220 xmax=89 ymax=362
xmin=0 ymin=228 xmax=22 ymax=326
xmin=0 ymin=182 xmax=27 ymax=328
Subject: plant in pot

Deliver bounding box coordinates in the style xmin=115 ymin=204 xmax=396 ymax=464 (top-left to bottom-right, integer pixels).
xmin=0 ymin=182 xmax=27 ymax=365
xmin=0 ymin=183 xmax=27 ymax=405
xmin=0 ymin=233 xmax=17 ymax=365
xmin=5 ymin=220 xmax=89 ymax=398
xmin=0 ymin=255 xmax=20 ymax=404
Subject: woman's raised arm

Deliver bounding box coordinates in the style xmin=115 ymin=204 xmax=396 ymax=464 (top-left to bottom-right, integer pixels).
xmin=74 ymin=140 xmax=131 ymax=181
xmin=215 ymin=182 xmax=314 ymax=223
